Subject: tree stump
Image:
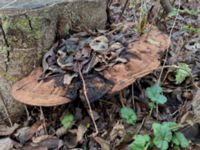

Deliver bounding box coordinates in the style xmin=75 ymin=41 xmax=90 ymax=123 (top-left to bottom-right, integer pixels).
xmin=0 ymin=0 xmax=107 ymax=122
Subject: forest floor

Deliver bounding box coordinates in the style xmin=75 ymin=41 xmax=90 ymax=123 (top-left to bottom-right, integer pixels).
xmin=1 ymin=0 xmax=200 ymax=150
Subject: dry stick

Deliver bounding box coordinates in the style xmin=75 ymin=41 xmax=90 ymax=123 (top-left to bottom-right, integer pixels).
xmin=131 ymin=84 xmax=135 ymax=109
xmin=39 ymin=106 xmax=48 ymax=135
xmin=119 ymin=91 xmax=125 ymax=107
xmin=78 ymin=64 xmax=99 ymax=136
xmin=119 ymin=0 xmax=130 ymax=20
xmin=0 ymin=92 xmax=13 ymax=126
xmin=158 ymin=0 xmax=181 ymax=85
xmin=24 ymin=105 xmax=29 ymax=119
xmin=136 ymin=117 xmax=146 ymax=134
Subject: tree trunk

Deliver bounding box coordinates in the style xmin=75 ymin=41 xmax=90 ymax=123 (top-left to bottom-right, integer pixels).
xmin=0 ymin=0 xmax=107 ymax=122
xmin=160 ymin=0 xmax=173 ymax=13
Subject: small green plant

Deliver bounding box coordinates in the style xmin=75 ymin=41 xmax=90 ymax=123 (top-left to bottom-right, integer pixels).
xmin=152 ymin=122 xmax=189 ymax=150
xmin=182 ymin=25 xmax=200 ymax=34
xmin=168 ymin=8 xmax=197 ymax=18
xmin=146 ymin=84 xmax=167 ymax=115
xmin=120 ymin=107 xmax=137 ymax=125
xmin=136 ymin=3 xmax=148 ymax=34
xmin=129 ymin=0 xmax=140 ymax=9
xmin=128 ymin=134 xmax=150 ymax=150
xmin=152 ymin=122 xmax=173 ymax=150
xmin=172 ymin=131 xmax=189 ymax=149
xmin=181 ymin=8 xmax=198 ymax=16
xmin=168 ymin=8 xmax=178 ymax=17
xmin=146 ymin=84 xmax=167 ymax=105
xmin=175 ymin=63 xmax=191 ymax=84
xmin=128 ymin=121 xmax=189 ymax=150
xmin=61 ymin=113 xmax=74 ymax=129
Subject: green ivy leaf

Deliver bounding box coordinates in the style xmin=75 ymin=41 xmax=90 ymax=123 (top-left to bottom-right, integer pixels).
xmin=172 ymin=135 xmax=180 ymax=146
xmin=61 ymin=113 xmax=74 ymax=129
xmin=120 ymin=107 xmax=137 ymax=125
xmin=153 ymin=138 xmax=169 ymax=150
xmin=182 ymin=8 xmax=198 ymax=16
xmin=152 ymin=123 xmax=172 ymax=150
xmin=156 ymin=95 xmax=167 ymax=104
xmin=174 ymin=132 xmax=189 ymax=148
xmin=168 ymin=8 xmax=178 ymax=17
xmin=146 ymin=84 xmax=167 ymax=104
xmin=175 ymin=63 xmax=191 ymax=84
xmin=128 ymin=134 xmax=150 ymax=150
xmin=163 ymin=122 xmax=178 ymax=131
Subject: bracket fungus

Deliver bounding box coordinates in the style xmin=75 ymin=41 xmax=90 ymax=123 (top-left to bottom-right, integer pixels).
xmin=11 ymin=27 xmax=170 ymax=106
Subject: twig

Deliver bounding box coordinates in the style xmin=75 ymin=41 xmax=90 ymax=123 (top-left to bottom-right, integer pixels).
xmin=0 ymin=92 xmax=13 ymax=126
xmin=136 ymin=117 xmax=146 ymax=134
xmin=119 ymin=0 xmax=129 ymax=20
xmin=24 ymin=105 xmax=32 ymax=121
xmin=131 ymin=84 xmax=135 ymax=109
xmin=39 ymin=106 xmax=48 ymax=135
xmin=119 ymin=91 xmax=125 ymax=107
xmin=78 ymin=63 xmax=99 ymax=137
xmin=158 ymin=0 xmax=181 ymax=85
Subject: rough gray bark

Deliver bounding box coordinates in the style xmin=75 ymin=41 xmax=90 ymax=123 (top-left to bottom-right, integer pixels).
xmin=160 ymin=0 xmax=173 ymax=13
xmin=0 ymin=0 xmax=107 ymax=122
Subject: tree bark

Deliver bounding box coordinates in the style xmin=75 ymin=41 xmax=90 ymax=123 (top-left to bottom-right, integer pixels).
xmin=160 ymin=0 xmax=173 ymax=13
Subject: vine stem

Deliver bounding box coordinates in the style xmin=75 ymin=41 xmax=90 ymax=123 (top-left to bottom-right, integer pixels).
xmin=158 ymin=0 xmax=181 ymax=85
xmin=0 ymin=92 xmax=13 ymax=126
xmin=78 ymin=63 xmax=99 ymax=137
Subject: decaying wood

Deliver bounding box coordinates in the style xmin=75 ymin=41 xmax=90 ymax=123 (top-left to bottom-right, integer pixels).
xmin=11 ymin=26 xmax=170 ymax=106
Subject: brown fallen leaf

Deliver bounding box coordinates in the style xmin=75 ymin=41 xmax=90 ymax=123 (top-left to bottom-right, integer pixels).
xmin=55 ymin=126 xmax=68 ymax=137
xmin=63 ymin=73 xmax=78 ymax=85
xmin=94 ymin=137 xmax=110 ymax=150
xmin=65 ymin=124 xmax=87 ymax=148
xmin=0 ymin=123 xmax=19 ymax=136
xmin=14 ymin=120 xmax=42 ymax=144
xmin=192 ymin=89 xmax=200 ymax=121
xmin=0 ymin=137 xmax=21 ymax=150
xmin=89 ymin=36 xmax=109 ymax=53
xmin=31 ymin=136 xmax=64 ymax=150
xmin=109 ymin=122 xmax=125 ymax=141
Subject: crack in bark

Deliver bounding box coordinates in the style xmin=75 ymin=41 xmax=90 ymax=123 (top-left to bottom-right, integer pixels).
xmin=0 ymin=21 xmax=9 ymax=47
xmin=24 ymin=14 xmax=33 ymax=30
xmin=0 ymin=20 xmax=10 ymax=71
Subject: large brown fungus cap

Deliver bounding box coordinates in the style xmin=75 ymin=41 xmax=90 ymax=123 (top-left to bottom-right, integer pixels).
xmin=12 ymin=27 xmax=170 ymax=106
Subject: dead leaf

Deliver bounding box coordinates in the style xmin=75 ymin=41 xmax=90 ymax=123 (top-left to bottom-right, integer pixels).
xmin=180 ymin=111 xmax=195 ymax=125
xmin=79 ymin=73 xmax=114 ymax=102
xmin=31 ymin=136 xmax=64 ymax=150
xmin=0 ymin=138 xmax=21 ymax=150
xmin=56 ymin=126 xmax=68 ymax=137
xmin=14 ymin=120 xmax=42 ymax=144
xmin=109 ymin=122 xmax=125 ymax=141
xmin=94 ymin=137 xmax=110 ymax=150
xmin=76 ymin=124 xmax=87 ymax=142
xmin=64 ymin=124 xmax=87 ymax=148
xmin=192 ymin=89 xmax=200 ymax=121
xmin=0 ymin=123 xmax=19 ymax=136
xmin=63 ymin=73 xmax=78 ymax=85
xmin=42 ymin=43 xmax=58 ymax=73
xmin=89 ymin=36 xmax=109 ymax=53
xmin=32 ymin=135 xmax=54 ymax=143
